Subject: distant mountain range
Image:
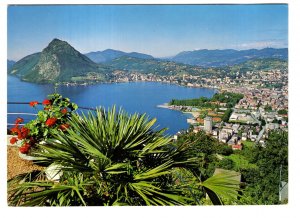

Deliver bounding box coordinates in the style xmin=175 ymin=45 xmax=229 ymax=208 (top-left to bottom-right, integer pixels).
xmin=169 ymin=48 xmax=288 ymax=67
xmin=107 ymin=56 xmax=203 ymax=76
xmin=85 ymin=49 xmax=154 ymax=63
xmin=8 ymin=38 xmax=288 ymax=83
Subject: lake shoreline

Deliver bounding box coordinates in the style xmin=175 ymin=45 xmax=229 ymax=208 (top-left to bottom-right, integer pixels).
xmin=11 ymin=73 xmax=219 ymax=92
xmin=157 ymin=103 xmax=199 ymax=118
xmin=8 ymin=75 xmax=216 ymax=135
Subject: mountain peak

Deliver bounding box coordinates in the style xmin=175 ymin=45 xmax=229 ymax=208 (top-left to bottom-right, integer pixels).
xmin=43 ymin=38 xmax=79 ymax=56
xmin=49 ymin=38 xmax=65 ymax=44
xmin=46 ymin=38 xmax=73 ymax=49
xmin=9 ymin=38 xmax=107 ymax=83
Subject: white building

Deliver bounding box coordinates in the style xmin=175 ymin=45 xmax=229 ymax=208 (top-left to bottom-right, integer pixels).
xmin=204 ymin=116 xmax=213 ymax=133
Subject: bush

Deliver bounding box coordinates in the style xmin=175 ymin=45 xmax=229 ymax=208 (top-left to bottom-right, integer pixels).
xmin=9 ymin=93 xmax=78 ymax=154
xmin=218 ymin=158 xmax=235 ymax=170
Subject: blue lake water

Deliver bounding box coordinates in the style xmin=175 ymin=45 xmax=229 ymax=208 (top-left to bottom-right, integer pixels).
xmin=7 ymin=76 xmax=217 ymax=135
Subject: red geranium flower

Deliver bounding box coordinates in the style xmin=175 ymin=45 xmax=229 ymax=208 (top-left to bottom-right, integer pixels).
xmin=10 ymin=137 xmax=18 ymax=145
xmin=19 ymin=143 xmax=31 ymax=154
xmin=10 ymin=126 xmax=20 ymax=134
xmin=61 ymin=108 xmax=68 ymax=114
xmin=42 ymin=99 xmax=51 ymax=105
xmin=29 ymin=101 xmax=39 ymax=107
xmin=20 ymin=127 xmax=30 ymax=139
xmin=59 ymin=123 xmax=70 ymax=131
xmin=45 ymin=117 xmax=57 ymax=127
xmin=15 ymin=117 xmax=24 ymax=124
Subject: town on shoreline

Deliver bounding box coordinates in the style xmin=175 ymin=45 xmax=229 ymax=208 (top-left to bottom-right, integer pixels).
xmin=155 ymin=68 xmax=288 ymax=150
xmin=46 ymin=62 xmax=287 ymax=151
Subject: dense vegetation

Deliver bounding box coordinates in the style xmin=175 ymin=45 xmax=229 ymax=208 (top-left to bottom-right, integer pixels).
xmin=8 ymin=107 xmax=240 ymax=206
xmin=222 ymin=108 xmax=233 ymax=122
xmin=9 ymin=53 xmax=41 ymax=77
xmin=278 ymin=109 xmax=288 ymax=115
xmin=7 ymin=102 xmax=288 ymax=205
xmin=169 ymin=92 xmax=244 ymax=108
xmin=240 ymin=130 xmax=288 ymax=204
xmin=228 ymin=58 xmax=288 ymax=73
xmin=175 ymin=131 xmax=233 ymax=178
xmin=175 ymin=130 xmax=288 ymax=205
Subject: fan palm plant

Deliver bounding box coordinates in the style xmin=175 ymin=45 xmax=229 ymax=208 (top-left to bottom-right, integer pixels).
xmin=8 ymin=107 xmax=241 ymax=206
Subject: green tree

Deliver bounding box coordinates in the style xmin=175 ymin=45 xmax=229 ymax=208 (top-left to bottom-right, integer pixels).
xmin=278 ymin=109 xmax=287 ymax=115
xmin=222 ymin=108 xmax=233 ymax=122
xmin=264 ymin=104 xmax=272 ymax=112
xmin=217 ymin=158 xmax=235 ymax=170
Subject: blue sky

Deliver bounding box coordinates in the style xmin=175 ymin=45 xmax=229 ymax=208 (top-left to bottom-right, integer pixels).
xmin=7 ymin=4 xmax=288 ymax=61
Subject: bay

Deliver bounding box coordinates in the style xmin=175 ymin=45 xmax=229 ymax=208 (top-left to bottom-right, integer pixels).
xmin=7 ymin=75 xmax=217 ymax=135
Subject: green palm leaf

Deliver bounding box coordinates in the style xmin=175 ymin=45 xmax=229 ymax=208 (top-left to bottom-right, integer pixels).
xmin=200 ymin=171 xmax=242 ymax=205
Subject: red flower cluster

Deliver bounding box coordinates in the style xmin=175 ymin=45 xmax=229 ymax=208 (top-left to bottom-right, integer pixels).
xmin=10 ymin=126 xmax=20 ymax=134
xmin=11 ymin=95 xmax=77 ymax=157
xmin=19 ymin=126 xmax=30 ymax=139
xmin=11 ymin=125 xmax=30 ymax=140
xmin=42 ymin=99 xmax=51 ymax=105
xmin=10 ymin=137 xmax=18 ymax=145
xmin=61 ymin=108 xmax=68 ymax=114
xmin=10 ymin=118 xmax=31 ymax=151
xmin=59 ymin=123 xmax=70 ymax=131
xmin=45 ymin=117 xmax=57 ymax=127
xmin=29 ymin=101 xmax=39 ymax=107
xmin=19 ymin=143 xmax=31 ymax=154
xmin=15 ymin=117 xmax=24 ymax=124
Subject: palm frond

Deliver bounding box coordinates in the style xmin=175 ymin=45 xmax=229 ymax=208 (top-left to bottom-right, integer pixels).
xmin=200 ymin=171 xmax=242 ymax=204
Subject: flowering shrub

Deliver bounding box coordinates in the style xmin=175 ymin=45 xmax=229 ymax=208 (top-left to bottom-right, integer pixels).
xmin=10 ymin=94 xmax=78 ymax=154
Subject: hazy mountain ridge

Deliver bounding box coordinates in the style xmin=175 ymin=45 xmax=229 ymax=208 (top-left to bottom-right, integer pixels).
xmin=85 ymin=49 xmax=154 ymax=63
xmin=170 ymin=48 xmax=288 ymax=67
xmin=107 ymin=56 xmax=203 ymax=76
xmin=7 ymin=60 xmax=16 ymax=71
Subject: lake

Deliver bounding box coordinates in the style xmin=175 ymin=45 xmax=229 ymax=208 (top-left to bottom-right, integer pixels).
xmin=7 ymin=76 xmax=217 ymax=135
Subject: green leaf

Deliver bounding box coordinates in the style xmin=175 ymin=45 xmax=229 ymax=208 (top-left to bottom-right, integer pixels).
xmin=200 ymin=171 xmax=242 ymax=204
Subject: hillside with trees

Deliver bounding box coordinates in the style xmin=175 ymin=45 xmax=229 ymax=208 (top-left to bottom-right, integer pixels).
xmin=169 ymin=92 xmax=244 ymax=108
xmin=175 ymin=130 xmax=288 ymax=205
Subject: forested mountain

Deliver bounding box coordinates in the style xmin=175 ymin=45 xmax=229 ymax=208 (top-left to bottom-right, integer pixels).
xmin=85 ymin=49 xmax=154 ymax=63
xmin=9 ymin=53 xmax=41 ymax=77
xmin=107 ymin=56 xmax=203 ymax=76
xmin=8 ymin=39 xmax=111 ymax=83
xmin=228 ymin=58 xmax=288 ymax=72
